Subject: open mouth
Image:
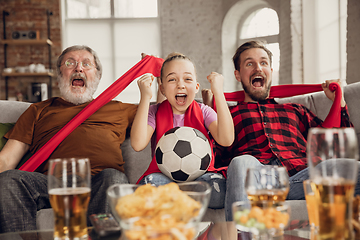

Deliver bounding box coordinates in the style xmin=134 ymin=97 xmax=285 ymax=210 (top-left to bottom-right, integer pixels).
xmin=72 ymin=78 xmax=85 ymax=87
xmin=251 ymin=75 xmax=265 ymax=88
xmin=175 ymin=93 xmax=187 ymax=105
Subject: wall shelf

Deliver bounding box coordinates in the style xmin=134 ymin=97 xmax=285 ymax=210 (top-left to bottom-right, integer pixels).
xmin=2 ymin=72 xmax=54 ymax=77
xmin=1 ymin=10 xmax=53 ymax=101
xmin=0 ymin=39 xmax=53 ymax=46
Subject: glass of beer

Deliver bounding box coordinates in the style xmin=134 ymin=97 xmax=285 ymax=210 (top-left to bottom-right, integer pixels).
xmin=303 ymin=179 xmax=319 ymax=229
xmin=307 ymin=127 xmax=359 ymax=240
xmin=48 ymin=158 xmax=91 ymax=240
xmin=245 ymin=165 xmax=289 ymax=207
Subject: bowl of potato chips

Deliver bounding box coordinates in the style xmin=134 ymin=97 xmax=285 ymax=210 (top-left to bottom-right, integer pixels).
xmin=232 ymin=201 xmax=290 ymax=238
xmin=107 ymin=181 xmax=211 ymax=240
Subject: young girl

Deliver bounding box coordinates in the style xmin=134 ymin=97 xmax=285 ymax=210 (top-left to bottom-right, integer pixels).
xmin=130 ymin=53 xmax=234 ymax=208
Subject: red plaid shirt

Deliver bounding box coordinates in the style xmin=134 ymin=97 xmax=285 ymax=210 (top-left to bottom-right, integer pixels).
xmin=215 ymin=99 xmax=353 ymax=176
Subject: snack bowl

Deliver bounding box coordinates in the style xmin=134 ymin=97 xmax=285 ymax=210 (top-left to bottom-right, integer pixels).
xmin=232 ymin=201 xmax=290 ymax=238
xmin=119 ymin=216 xmax=199 ymax=240
xmin=107 ymin=181 xmax=211 ymax=240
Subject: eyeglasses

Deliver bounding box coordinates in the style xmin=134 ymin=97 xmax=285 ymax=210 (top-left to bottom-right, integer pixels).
xmin=62 ymin=59 xmax=95 ymax=70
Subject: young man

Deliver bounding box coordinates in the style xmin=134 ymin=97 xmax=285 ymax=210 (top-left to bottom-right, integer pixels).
xmin=203 ymin=40 xmax=354 ymax=220
xmin=0 ymin=45 xmax=138 ymax=233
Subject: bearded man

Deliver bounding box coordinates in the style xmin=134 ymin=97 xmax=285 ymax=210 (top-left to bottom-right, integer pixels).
xmin=0 ymin=45 xmax=137 ymax=233
xmin=203 ymin=41 xmax=354 ymax=221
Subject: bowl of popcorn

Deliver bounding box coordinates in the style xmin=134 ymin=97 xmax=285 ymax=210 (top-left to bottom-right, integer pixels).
xmin=232 ymin=201 xmax=290 ymax=238
xmin=107 ymin=182 xmax=211 ymax=240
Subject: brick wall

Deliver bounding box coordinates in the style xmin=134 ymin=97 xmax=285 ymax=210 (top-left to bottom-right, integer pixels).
xmin=0 ymin=0 xmax=62 ymax=100
xmin=277 ymin=0 xmax=292 ymax=85
xmin=159 ymin=0 xmax=223 ymax=95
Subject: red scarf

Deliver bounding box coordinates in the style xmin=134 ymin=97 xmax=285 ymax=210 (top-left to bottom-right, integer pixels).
xmin=20 ymin=56 xmax=164 ymax=172
xmin=214 ymin=82 xmax=342 ymax=128
xmin=137 ymin=100 xmax=227 ymax=183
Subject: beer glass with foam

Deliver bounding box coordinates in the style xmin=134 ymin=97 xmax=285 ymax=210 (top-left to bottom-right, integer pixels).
xmin=307 ymin=127 xmax=359 ymax=240
xmin=48 ymin=158 xmax=91 ymax=240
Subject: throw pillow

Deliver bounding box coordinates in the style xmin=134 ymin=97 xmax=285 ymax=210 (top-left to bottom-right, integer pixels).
xmin=0 ymin=123 xmax=15 ymax=151
xmin=0 ymin=122 xmax=33 ymax=169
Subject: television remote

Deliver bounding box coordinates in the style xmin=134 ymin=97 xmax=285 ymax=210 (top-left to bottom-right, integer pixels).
xmin=90 ymin=213 xmax=121 ymax=237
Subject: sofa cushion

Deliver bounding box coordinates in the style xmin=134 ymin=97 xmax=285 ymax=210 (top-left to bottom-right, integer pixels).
xmin=0 ymin=100 xmax=31 ymax=123
xmin=0 ymin=122 xmax=33 ymax=168
xmin=122 ymin=137 xmax=152 ymax=184
xmin=36 ymin=209 xmax=54 ymax=230
xmin=0 ymin=123 xmax=14 ymax=151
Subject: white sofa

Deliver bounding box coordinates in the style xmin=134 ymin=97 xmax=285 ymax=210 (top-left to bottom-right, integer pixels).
xmin=1 ymin=82 xmax=360 ymax=229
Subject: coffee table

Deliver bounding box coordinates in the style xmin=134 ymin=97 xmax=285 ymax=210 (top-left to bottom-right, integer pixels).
xmin=0 ymin=220 xmax=312 ymax=240
xmin=198 ymin=220 xmax=312 ymax=240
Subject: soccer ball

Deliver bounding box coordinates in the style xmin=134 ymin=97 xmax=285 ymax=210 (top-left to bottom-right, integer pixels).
xmin=155 ymin=126 xmax=212 ymax=182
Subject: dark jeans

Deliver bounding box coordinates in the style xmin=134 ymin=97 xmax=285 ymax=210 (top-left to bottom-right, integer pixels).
xmin=0 ymin=168 xmax=128 ymax=233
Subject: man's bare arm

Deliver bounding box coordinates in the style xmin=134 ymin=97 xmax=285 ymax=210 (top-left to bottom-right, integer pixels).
xmin=0 ymin=139 xmax=29 ymax=173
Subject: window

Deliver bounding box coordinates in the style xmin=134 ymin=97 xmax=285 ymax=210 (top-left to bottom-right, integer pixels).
xmin=66 ymin=0 xmax=158 ymax=19
xmin=240 ymin=8 xmax=279 ymax=38
xmin=62 ymin=0 xmax=161 ymax=103
xmin=66 ymin=0 xmax=111 ymax=18
xmin=239 ymin=8 xmax=280 ymax=85
xmin=302 ymin=0 xmax=347 ymax=84
xmin=114 ymin=0 xmax=158 ymax=18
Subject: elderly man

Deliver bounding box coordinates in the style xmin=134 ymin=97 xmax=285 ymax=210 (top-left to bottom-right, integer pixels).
xmin=0 ymin=45 xmax=137 ymax=233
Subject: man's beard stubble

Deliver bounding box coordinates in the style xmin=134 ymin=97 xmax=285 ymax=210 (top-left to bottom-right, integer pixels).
xmin=241 ymin=79 xmax=271 ymax=102
xmin=57 ymin=74 xmax=100 ymax=105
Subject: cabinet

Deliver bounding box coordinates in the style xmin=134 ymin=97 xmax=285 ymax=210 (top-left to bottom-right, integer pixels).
xmin=1 ymin=10 xmax=53 ymax=101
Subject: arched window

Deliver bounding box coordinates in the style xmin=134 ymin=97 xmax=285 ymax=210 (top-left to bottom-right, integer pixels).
xmin=238 ymin=8 xmax=280 ymax=85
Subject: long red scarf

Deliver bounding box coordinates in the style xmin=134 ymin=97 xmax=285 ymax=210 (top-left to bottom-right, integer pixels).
xmin=214 ymin=82 xmax=342 ymax=128
xmin=137 ymin=100 xmax=227 ymax=183
xmin=19 ymin=53 xmax=341 ymax=172
xmin=19 ymin=55 xmax=164 ymax=172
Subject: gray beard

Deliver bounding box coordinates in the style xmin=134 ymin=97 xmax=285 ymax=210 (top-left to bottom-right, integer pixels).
xmin=57 ymin=75 xmax=100 ymax=105
xmin=241 ymin=81 xmax=271 ymax=102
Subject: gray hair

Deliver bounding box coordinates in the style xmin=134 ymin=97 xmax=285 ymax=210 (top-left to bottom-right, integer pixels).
xmin=56 ymin=45 xmax=102 ymax=79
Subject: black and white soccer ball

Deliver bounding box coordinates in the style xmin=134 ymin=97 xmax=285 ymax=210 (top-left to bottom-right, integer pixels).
xmin=155 ymin=126 xmax=212 ymax=182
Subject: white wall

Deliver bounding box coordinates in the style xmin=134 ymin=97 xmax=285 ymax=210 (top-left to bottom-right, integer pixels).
xmin=303 ymin=0 xmax=347 ymax=84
